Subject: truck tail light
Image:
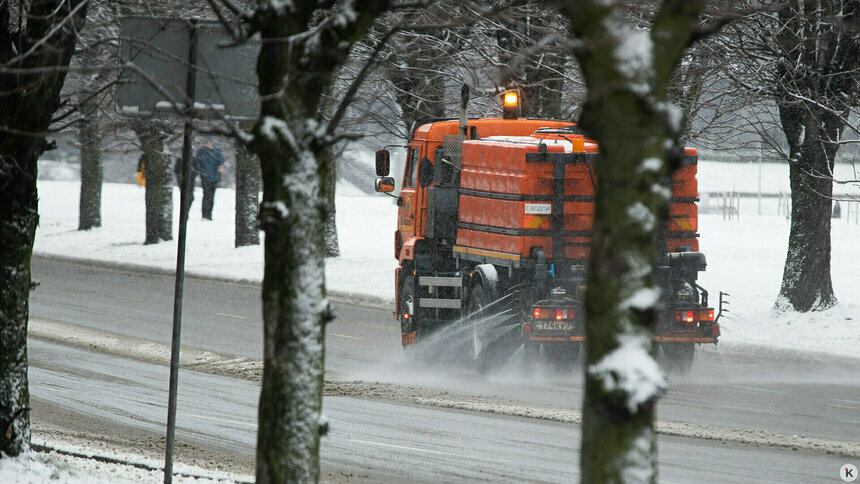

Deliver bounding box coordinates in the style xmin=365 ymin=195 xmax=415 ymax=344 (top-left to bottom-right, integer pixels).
xmin=532 ymin=307 xmax=575 ymax=320
xmin=674 ymin=308 xmax=715 ymax=323
xmin=523 ymin=323 xmax=531 ymax=335
xmin=676 ymin=310 xmax=695 ymax=323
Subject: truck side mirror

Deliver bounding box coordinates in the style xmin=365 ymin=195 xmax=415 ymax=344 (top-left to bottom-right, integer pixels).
xmin=375 ymin=150 xmax=390 ymax=176
xmin=375 ymin=176 xmax=396 ymax=193
xmin=418 ymin=157 xmax=433 ymax=188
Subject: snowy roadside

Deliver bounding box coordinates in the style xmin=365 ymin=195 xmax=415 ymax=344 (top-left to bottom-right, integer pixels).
xmin=33 ymin=174 xmax=860 ymax=360
xmin=0 ymin=441 xmax=250 ymax=484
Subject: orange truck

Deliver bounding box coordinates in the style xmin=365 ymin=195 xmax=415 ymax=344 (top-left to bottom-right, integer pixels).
xmin=374 ymin=92 xmax=720 ymax=372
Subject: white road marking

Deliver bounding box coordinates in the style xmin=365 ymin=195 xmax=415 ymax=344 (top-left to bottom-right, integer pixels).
xmin=832 ymin=398 xmax=860 ymax=405
xmin=330 ymin=333 xmax=363 ymax=341
xmin=827 ymin=403 xmax=858 ymax=410
xmin=216 ymin=312 xmax=247 ymax=320
xmin=186 ymin=413 xmax=257 ymax=428
xmin=733 ymin=385 xmax=782 ymax=394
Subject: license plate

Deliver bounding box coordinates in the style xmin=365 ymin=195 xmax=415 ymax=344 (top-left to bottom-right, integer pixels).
xmin=533 ymin=321 xmax=574 ymax=331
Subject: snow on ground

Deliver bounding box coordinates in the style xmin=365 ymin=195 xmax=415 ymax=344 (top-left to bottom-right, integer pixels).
xmin=0 ymin=448 xmax=245 ymax=484
xmin=33 ymin=161 xmax=860 ymax=359
xmin=697 ymin=210 xmax=860 ymax=358
xmin=34 ymin=179 xmax=398 ymax=300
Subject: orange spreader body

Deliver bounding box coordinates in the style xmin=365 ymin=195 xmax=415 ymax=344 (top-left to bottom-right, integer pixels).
xmin=455 ymin=133 xmax=699 ymax=260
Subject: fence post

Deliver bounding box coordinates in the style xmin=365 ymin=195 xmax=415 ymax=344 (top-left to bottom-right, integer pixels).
xmin=735 ymin=191 xmax=740 ymax=221
xmin=758 ymin=154 xmax=762 ymax=215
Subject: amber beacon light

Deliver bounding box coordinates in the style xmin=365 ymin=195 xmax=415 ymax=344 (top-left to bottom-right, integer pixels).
xmin=502 ymin=90 xmax=520 ymax=119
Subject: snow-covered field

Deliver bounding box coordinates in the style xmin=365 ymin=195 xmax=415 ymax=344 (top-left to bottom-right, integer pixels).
xmin=11 ymin=160 xmax=859 ymax=482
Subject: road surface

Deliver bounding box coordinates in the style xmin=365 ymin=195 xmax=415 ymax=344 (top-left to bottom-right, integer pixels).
xmin=27 ymin=256 xmax=859 ymax=482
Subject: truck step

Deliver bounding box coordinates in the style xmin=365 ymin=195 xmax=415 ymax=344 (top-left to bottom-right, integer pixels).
xmin=419 ymin=298 xmax=462 ymax=309
xmin=418 ymin=276 xmax=462 ymax=287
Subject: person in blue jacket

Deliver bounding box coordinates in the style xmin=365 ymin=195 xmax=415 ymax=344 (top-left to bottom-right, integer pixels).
xmin=193 ymin=138 xmax=225 ymax=220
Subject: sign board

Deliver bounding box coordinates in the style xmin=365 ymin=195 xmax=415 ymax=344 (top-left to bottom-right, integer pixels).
xmin=117 ymin=17 xmax=260 ymax=118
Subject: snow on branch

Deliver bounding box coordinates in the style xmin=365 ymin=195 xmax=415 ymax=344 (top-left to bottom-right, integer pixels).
xmin=588 ymin=334 xmax=666 ymax=414
xmin=259 ymin=115 xmax=299 ymax=152
xmin=626 ymin=201 xmax=656 ymax=232
xmin=606 ymin=15 xmax=654 ymax=96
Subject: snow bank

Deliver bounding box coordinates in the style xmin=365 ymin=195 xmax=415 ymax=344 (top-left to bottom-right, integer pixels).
xmin=0 ymin=448 xmax=244 ymax=484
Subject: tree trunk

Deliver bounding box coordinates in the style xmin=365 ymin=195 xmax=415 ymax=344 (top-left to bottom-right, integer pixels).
xmin=234 ymin=140 xmax=261 ymax=248
xmin=250 ymin=2 xmax=389 ymax=481
xmin=578 ymin=87 xmax=667 ymax=484
xmin=558 ymin=2 xmax=706 ymax=481
xmin=78 ymin=101 xmax=102 ymax=230
xmin=777 ymin=106 xmax=840 ymax=311
xmin=252 ymin=25 xmax=327 ymax=484
xmin=0 ymin=0 xmax=89 ymax=457
xmin=322 ymin=144 xmax=340 ymax=258
xmin=139 ymin=129 xmax=172 ymax=244
xmin=255 ymin=132 xmax=328 ymax=483
xmin=0 ymin=147 xmax=37 ymax=457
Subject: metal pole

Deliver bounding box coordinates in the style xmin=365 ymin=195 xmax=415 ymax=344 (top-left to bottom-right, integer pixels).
xmin=164 ymin=20 xmax=198 ymax=484
xmin=758 ymin=153 xmax=762 ymax=215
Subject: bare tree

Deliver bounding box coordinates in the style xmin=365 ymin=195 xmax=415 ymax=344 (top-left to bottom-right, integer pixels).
xmin=72 ymin=2 xmax=121 ymax=230
xmin=496 ymin=1 xmax=568 ymax=118
xmin=0 ymin=0 xmax=89 ymax=457
xmin=78 ymin=95 xmax=104 ymax=230
xmin=234 ymin=134 xmax=261 ymax=247
xmin=333 ymin=1 xmax=584 ymax=147
xmin=556 ymin=1 xmax=708 ymax=480
xmin=709 ymin=0 xmax=860 ymax=311
xmin=133 ymin=119 xmax=174 ymax=244
xmin=770 ymin=1 xmax=859 ymax=311
xmin=207 ymin=0 xmax=393 ymax=480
